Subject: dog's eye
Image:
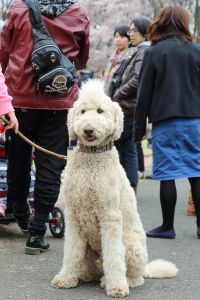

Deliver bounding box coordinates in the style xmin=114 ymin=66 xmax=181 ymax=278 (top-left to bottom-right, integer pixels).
xmin=81 ymin=109 xmax=86 ymax=114
xmin=97 ymin=108 xmax=104 ymax=114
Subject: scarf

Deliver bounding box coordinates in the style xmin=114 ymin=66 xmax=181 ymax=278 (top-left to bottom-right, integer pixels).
xmin=38 ymin=0 xmax=76 ymax=17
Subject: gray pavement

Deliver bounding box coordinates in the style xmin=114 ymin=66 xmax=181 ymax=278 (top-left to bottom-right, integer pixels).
xmin=0 ymin=157 xmax=199 ymax=300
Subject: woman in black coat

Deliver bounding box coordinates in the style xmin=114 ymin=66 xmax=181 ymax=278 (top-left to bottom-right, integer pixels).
xmin=134 ymin=5 xmax=200 ymax=239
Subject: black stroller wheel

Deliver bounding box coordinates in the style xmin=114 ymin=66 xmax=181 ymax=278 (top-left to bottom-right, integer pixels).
xmin=49 ymin=207 xmax=65 ymax=238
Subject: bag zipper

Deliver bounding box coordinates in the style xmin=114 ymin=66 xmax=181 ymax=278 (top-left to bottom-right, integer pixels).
xmin=37 ymin=67 xmax=66 ymax=88
xmin=32 ymin=44 xmax=61 ymax=55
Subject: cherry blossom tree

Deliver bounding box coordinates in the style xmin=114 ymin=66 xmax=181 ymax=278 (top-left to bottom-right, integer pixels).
xmin=1 ymin=0 xmax=199 ymax=72
xmin=78 ymin=0 xmax=198 ymax=74
xmin=0 ymin=0 xmax=11 ymax=19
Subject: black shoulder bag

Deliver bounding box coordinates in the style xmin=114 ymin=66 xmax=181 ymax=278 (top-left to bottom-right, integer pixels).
xmin=24 ymin=0 xmax=76 ymax=95
xmin=108 ymin=51 xmax=135 ymax=98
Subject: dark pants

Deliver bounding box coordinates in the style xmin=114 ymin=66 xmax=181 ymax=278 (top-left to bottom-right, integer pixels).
xmin=115 ymin=115 xmax=138 ymax=188
xmin=6 ymin=109 xmax=68 ymax=235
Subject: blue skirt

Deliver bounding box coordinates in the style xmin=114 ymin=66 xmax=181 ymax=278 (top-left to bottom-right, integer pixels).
xmin=152 ymin=118 xmax=200 ymax=180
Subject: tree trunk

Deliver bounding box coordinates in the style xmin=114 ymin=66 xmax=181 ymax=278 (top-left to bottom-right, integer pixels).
xmin=194 ymin=0 xmax=200 ymax=42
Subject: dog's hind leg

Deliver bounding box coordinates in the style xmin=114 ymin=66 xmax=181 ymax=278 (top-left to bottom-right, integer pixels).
xmin=124 ymin=230 xmax=148 ymax=288
xmin=79 ymin=246 xmax=102 ymax=282
xmin=100 ymin=210 xmax=129 ymax=298
xmin=51 ymin=211 xmax=87 ymax=289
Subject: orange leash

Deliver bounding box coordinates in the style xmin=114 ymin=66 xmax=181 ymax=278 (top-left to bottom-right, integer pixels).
xmin=0 ymin=116 xmax=68 ymax=160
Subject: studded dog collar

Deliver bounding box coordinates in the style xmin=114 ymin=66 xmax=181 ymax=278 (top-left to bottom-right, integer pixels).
xmin=77 ymin=141 xmax=114 ymax=154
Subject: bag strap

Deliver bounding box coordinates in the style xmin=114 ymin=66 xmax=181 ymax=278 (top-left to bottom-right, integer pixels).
xmin=23 ymin=0 xmax=43 ymax=26
xmin=23 ymin=0 xmax=52 ymax=39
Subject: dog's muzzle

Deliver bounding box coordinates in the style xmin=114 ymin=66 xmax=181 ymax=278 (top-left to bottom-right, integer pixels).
xmin=83 ymin=125 xmax=96 ymax=142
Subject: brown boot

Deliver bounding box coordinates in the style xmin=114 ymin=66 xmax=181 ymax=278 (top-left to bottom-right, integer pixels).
xmin=186 ymin=190 xmax=195 ymax=216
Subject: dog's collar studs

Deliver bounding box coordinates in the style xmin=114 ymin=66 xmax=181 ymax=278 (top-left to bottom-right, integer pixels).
xmin=78 ymin=141 xmax=114 ymax=153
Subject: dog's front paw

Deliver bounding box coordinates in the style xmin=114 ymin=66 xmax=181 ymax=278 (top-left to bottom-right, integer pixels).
xmin=106 ymin=281 xmax=129 ymax=298
xmin=51 ymin=274 xmax=78 ymax=289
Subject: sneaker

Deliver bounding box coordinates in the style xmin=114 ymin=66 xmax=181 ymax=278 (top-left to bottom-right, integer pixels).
xmin=197 ymin=227 xmax=200 ymax=239
xmin=13 ymin=206 xmax=31 ymax=233
xmin=25 ymin=233 xmax=50 ymax=255
xmin=0 ymin=204 xmax=6 ymax=217
xmin=146 ymin=228 xmax=176 ymax=239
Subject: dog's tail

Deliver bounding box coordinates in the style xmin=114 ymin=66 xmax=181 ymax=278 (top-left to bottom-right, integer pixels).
xmin=144 ymin=259 xmax=178 ymax=278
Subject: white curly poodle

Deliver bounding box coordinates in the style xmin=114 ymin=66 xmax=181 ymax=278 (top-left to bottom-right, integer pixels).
xmin=51 ymin=79 xmax=178 ymax=298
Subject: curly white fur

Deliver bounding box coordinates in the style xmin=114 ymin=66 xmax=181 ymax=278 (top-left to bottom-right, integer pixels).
xmin=51 ymin=79 xmax=178 ymax=298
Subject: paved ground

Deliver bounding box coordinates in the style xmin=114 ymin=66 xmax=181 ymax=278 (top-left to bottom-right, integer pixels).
xmin=0 ymin=154 xmax=199 ymax=300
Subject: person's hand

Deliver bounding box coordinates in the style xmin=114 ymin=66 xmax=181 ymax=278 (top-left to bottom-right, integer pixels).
xmin=134 ymin=124 xmax=146 ymax=143
xmin=4 ymin=111 xmax=19 ymax=133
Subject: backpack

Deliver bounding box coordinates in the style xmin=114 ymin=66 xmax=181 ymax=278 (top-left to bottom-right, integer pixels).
xmin=24 ymin=0 xmax=76 ymax=95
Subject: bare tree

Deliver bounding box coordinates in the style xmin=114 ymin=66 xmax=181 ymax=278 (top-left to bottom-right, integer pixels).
xmin=0 ymin=0 xmax=11 ymax=20
xmin=1 ymin=1 xmax=199 ymax=73
xmin=147 ymin=0 xmax=200 ymax=40
xmin=79 ymin=0 xmax=149 ymax=74
xmin=194 ymin=0 xmax=200 ymax=41
xmin=148 ymin=0 xmax=165 ymax=16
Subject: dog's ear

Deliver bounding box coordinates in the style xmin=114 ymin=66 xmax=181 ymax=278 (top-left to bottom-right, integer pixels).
xmin=112 ymin=102 xmax=124 ymax=141
xmin=67 ymin=107 xmax=78 ymax=140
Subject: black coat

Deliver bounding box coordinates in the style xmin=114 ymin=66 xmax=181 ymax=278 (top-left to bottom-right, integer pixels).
xmin=134 ymin=36 xmax=200 ymax=142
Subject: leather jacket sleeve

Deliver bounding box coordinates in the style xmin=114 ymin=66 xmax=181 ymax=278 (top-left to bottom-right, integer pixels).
xmin=134 ymin=50 xmax=155 ymax=142
xmin=112 ymin=48 xmax=144 ymax=104
xmin=0 ymin=14 xmax=14 ymax=73
xmin=74 ymin=16 xmax=90 ymax=70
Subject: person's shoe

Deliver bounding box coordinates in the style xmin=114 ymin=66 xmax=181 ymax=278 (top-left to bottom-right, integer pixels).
xmin=138 ymin=171 xmax=144 ymax=179
xmin=197 ymin=227 xmax=200 ymax=239
xmin=25 ymin=233 xmax=50 ymax=255
xmin=13 ymin=206 xmax=31 ymax=233
xmin=145 ymin=175 xmax=153 ymax=180
xmin=146 ymin=227 xmax=176 ymax=239
xmin=186 ymin=191 xmax=195 ymax=216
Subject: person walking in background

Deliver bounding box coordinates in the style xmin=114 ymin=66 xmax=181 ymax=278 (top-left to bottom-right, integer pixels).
xmin=103 ymin=25 xmax=131 ymax=95
xmin=77 ymin=68 xmax=94 ymax=88
xmin=110 ymin=17 xmax=151 ymax=191
xmin=0 ymin=0 xmax=89 ymax=254
xmin=134 ymin=5 xmax=200 ymax=239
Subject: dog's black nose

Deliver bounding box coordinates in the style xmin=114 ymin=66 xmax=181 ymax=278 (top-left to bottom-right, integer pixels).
xmin=84 ymin=126 xmax=94 ymax=135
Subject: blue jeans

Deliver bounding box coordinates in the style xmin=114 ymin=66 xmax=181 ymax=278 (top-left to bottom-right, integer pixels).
xmin=115 ymin=115 xmax=138 ymax=188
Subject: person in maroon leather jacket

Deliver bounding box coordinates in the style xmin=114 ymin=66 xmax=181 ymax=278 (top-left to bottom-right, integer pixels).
xmin=0 ymin=0 xmax=89 ymax=254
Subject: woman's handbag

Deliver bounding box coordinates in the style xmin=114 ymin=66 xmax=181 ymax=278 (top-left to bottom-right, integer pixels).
xmin=108 ymin=51 xmax=135 ymax=98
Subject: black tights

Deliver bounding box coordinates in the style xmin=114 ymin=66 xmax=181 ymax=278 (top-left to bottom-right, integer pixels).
xmin=189 ymin=178 xmax=200 ymax=227
xmin=159 ymin=178 xmax=200 ymax=230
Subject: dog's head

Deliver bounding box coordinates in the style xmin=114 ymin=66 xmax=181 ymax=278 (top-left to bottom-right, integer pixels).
xmin=68 ymin=79 xmax=124 ymax=146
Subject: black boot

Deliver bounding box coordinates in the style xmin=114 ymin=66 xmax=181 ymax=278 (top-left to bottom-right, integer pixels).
xmin=25 ymin=232 xmax=50 ymax=255
xmin=13 ymin=206 xmax=31 ymax=233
